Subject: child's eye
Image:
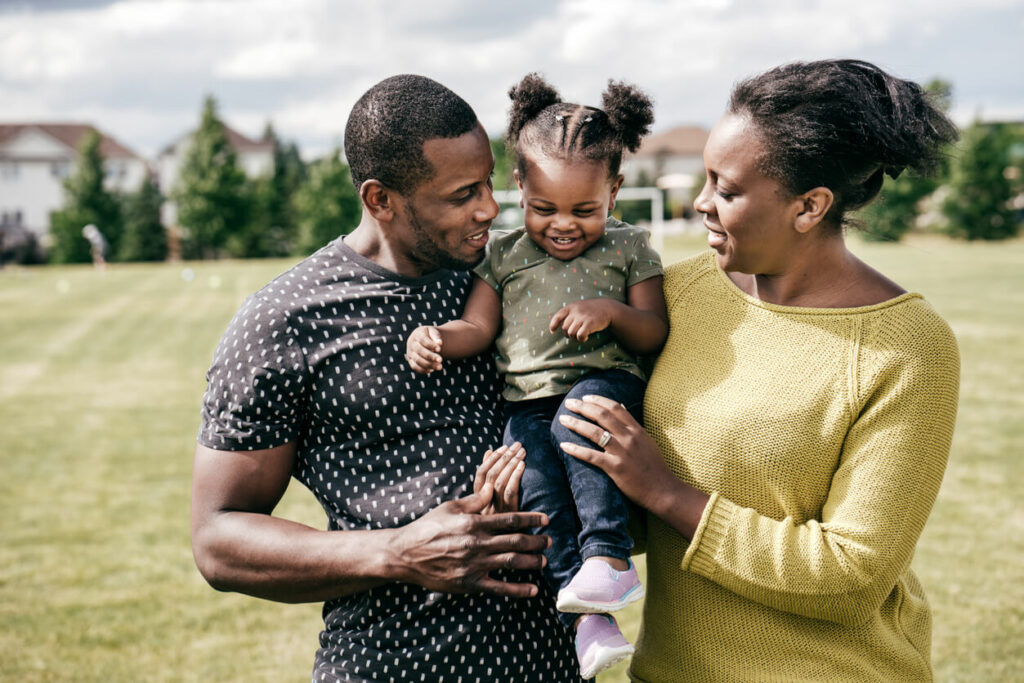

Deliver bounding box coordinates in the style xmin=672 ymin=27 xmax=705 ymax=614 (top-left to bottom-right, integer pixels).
xmin=574 ymin=210 xmax=596 ymax=217
xmin=532 ymin=207 xmax=555 ymax=215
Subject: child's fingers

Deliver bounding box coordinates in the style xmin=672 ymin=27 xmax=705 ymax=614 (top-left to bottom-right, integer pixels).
xmin=549 ymin=308 xmax=568 ymax=333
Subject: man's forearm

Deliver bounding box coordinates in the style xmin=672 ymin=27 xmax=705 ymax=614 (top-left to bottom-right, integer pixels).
xmin=193 ymin=510 xmax=397 ymax=603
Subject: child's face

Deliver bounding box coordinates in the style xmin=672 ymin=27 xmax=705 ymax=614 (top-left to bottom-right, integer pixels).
xmin=516 ymin=154 xmax=623 ymax=261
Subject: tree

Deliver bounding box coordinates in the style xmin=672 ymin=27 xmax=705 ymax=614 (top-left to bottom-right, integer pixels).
xmin=943 ymin=121 xmax=1020 ymax=241
xmin=119 ymin=174 xmax=167 ymax=261
xmin=49 ymin=130 xmax=123 ymax=263
xmin=293 ymin=149 xmax=361 ymax=255
xmin=173 ymin=95 xmax=248 ymax=259
xmin=229 ymin=123 xmax=307 ymax=258
xmin=490 ymin=137 xmax=516 ymax=192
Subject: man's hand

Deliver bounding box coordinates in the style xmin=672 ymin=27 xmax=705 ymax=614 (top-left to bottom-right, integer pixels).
xmin=549 ymin=299 xmax=618 ymax=342
xmin=474 ymin=442 xmax=526 ymax=514
xmin=387 ymin=484 xmax=550 ymax=597
xmin=406 ymin=325 xmax=445 ymax=374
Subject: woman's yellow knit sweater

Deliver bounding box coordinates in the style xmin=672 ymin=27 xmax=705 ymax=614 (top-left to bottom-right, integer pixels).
xmin=634 ymin=252 xmax=960 ymax=682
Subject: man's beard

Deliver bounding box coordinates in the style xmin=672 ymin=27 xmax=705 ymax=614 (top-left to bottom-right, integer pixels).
xmin=406 ymin=203 xmax=485 ymax=272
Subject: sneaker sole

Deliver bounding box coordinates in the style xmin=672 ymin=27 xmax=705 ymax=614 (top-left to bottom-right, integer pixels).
xmin=580 ymin=642 xmax=635 ymax=679
xmin=557 ymin=583 xmax=645 ymax=614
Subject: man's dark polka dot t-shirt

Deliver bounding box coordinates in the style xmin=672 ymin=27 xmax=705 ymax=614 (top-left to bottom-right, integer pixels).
xmin=199 ymin=238 xmax=579 ymax=682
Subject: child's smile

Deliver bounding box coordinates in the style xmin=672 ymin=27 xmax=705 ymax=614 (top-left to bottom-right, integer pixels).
xmin=516 ymin=153 xmax=623 ymax=261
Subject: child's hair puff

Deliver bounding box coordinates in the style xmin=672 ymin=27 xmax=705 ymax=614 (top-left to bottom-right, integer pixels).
xmin=506 ymin=73 xmax=654 ymax=180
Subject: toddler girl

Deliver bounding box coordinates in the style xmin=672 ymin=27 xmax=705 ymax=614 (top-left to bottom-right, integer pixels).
xmin=406 ymin=73 xmax=667 ymax=679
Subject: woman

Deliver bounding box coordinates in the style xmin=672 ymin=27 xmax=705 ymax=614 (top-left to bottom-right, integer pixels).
xmin=558 ymin=59 xmax=960 ymax=681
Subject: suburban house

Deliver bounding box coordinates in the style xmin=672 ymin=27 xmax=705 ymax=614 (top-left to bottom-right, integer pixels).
xmin=155 ymin=124 xmax=274 ymax=227
xmin=621 ymin=124 xmax=708 ymax=217
xmin=0 ymin=123 xmax=147 ymax=249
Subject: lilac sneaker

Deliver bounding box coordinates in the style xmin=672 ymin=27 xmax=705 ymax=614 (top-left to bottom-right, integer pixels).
xmin=557 ymin=558 xmax=644 ymax=613
xmin=575 ymin=613 xmax=635 ymax=679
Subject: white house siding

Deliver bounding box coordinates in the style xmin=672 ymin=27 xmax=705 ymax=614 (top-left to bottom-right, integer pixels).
xmin=0 ymin=126 xmax=146 ymax=240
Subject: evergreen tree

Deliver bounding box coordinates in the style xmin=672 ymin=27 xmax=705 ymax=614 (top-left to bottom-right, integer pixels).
xmin=173 ymin=95 xmax=248 ymax=259
xmin=49 ymin=130 xmax=123 ymax=263
xmin=293 ymin=149 xmax=361 ymax=255
xmin=230 ymin=123 xmax=307 ymax=258
xmin=943 ymin=121 xmax=1020 ymax=241
xmin=119 ymin=174 xmax=167 ymax=261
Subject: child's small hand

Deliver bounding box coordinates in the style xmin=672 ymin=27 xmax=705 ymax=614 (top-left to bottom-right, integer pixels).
xmin=550 ymin=299 xmax=616 ymax=343
xmin=407 ymin=326 xmax=444 ymax=374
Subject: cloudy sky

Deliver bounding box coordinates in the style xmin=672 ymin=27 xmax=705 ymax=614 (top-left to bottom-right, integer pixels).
xmin=2 ymin=0 xmax=1023 ymax=159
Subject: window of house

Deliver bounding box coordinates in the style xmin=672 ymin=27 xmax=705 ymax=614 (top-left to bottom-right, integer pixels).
xmin=0 ymin=162 xmax=20 ymax=180
xmin=51 ymin=161 xmax=71 ymax=178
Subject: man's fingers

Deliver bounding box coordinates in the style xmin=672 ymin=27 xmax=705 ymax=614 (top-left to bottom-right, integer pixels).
xmin=473 ymin=575 xmax=540 ymax=598
xmin=491 ymin=448 xmax=524 ymax=493
xmin=455 ymin=483 xmax=493 ymax=514
xmin=475 ymin=511 xmax=549 ymax=535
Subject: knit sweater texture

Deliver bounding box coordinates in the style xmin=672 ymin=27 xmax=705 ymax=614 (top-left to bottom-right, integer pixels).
xmin=634 ymin=251 xmax=959 ymax=682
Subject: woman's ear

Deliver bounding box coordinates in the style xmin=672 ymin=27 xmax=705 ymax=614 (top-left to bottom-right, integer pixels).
xmin=794 ymin=187 xmax=834 ymax=234
xmin=360 ymin=180 xmax=394 ymax=221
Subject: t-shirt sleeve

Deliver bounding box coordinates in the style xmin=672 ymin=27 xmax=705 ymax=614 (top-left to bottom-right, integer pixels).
xmin=198 ymin=293 xmax=309 ymax=451
xmin=625 ymin=228 xmax=664 ymax=287
xmin=472 ymin=236 xmax=502 ymax=292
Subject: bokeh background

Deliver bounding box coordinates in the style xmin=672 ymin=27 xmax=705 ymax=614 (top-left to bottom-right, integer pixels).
xmin=2 ymin=1 xmax=1023 ymax=681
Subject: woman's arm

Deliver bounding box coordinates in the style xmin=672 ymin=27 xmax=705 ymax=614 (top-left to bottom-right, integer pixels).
xmin=557 ymin=396 xmax=709 ymax=540
xmin=560 ymin=324 xmax=960 ymax=627
xmin=407 ymin=278 xmax=501 ymax=373
xmin=548 ymin=276 xmax=668 ymax=354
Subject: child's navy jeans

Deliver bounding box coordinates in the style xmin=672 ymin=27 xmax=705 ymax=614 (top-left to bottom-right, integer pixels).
xmin=502 ymin=367 xmax=646 ymax=630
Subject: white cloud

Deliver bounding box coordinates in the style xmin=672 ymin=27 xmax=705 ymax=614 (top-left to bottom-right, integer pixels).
xmin=1 ymin=0 xmax=1021 ymax=158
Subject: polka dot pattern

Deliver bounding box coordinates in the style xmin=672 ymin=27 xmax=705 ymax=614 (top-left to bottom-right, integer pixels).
xmin=199 ymin=238 xmax=579 ymax=681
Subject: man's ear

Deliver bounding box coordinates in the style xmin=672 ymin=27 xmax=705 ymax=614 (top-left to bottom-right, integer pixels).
xmin=794 ymin=186 xmax=834 ymax=234
xmin=360 ymin=180 xmax=395 ymax=221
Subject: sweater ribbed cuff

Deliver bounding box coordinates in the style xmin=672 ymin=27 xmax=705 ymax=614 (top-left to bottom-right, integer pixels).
xmin=681 ymin=492 xmax=739 ymax=579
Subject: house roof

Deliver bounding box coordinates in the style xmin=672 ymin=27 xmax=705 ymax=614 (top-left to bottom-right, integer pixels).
xmin=631 ymin=125 xmax=709 ymax=158
xmin=159 ymin=123 xmax=274 ymax=157
xmin=0 ymin=123 xmax=141 ymax=159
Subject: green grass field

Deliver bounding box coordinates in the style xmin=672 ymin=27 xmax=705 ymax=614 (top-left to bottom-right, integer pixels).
xmin=2 ymin=233 xmax=1022 ymax=682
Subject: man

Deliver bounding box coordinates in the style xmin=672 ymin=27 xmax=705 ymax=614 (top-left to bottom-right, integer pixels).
xmin=190 ymin=75 xmax=580 ymax=681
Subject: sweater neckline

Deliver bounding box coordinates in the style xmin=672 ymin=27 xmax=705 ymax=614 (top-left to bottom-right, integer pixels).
xmin=706 ymin=251 xmax=923 ymax=315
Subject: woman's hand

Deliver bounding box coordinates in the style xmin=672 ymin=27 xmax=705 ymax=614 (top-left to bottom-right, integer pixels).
xmin=557 ymin=395 xmax=669 ymax=508
xmin=558 ymin=395 xmax=710 ymax=539
xmin=473 ymin=442 xmax=526 ymax=514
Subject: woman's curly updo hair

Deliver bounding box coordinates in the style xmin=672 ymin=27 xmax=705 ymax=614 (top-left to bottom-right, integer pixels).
xmin=506 ymin=73 xmax=654 ymax=181
xmin=729 ymin=59 xmax=959 ymax=228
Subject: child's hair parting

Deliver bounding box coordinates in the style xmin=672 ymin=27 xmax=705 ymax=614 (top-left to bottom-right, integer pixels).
xmin=506 ymin=73 xmax=654 ymax=181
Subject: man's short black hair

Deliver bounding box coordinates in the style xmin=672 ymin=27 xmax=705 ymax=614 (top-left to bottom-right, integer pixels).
xmin=344 ymin=75 xmax=480 ymax=196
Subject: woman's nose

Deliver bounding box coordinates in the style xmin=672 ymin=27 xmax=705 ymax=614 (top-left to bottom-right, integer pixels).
xmin=693 ymin=177 xmax=713 ymax=214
